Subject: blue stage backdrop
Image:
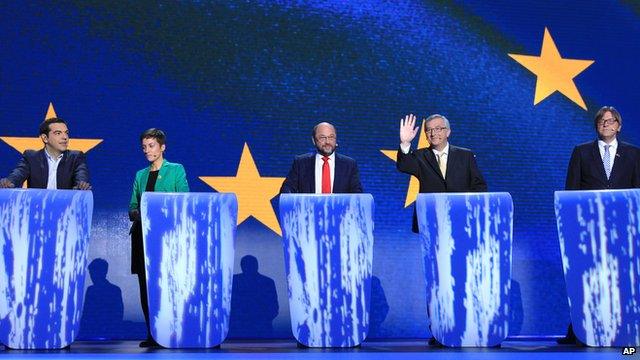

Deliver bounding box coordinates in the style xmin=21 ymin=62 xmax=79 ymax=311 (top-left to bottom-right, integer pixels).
xmin=1 ymin=1 xmax=639 ymax=339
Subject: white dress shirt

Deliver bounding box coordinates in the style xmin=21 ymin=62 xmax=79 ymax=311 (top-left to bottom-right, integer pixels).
xmin=314 ymin=152 xmax=335 ymax=194
xmin=598 ymin=138 xmax=618 ymax=169
xmin=432 ymin=143 xmax=449 ymax=178
xmin=44 ymin=149 xmax=64 ymax=189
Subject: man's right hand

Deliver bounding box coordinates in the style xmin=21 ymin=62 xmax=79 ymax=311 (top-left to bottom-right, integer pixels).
xmin=0 ymin=178 xmax=15 ymax=188
xmin=400 ymin=114 xmax=419 ymax=147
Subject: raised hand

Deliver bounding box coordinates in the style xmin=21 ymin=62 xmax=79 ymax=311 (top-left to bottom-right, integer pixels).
xmin=400 ymin=114 xmax=419 ymax=147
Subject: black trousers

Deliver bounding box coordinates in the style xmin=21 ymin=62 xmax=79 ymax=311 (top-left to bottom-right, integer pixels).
xmin=137 ymin=271 xmax=152 ymax=339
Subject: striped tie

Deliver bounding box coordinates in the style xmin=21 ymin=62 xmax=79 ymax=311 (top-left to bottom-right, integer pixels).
xmin=603 ymin=145 xmax=612 ymax=180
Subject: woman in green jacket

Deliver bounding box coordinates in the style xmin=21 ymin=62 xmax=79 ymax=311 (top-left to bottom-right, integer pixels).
xmin=128 ymin=128 xmax=189 ymax=348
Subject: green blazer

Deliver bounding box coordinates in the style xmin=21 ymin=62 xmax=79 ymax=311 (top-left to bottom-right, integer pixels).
xmin=129 ymin=159 xmax=189 ymax=211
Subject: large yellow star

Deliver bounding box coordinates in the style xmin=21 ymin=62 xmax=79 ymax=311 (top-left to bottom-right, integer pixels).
xmin=0 ymin=102 xmax=103 ymax=153
xmin=509 ymin=28 xmax=594 ymax=110
xmin=380 ymin=119 xmax=428 ymax=207
xmin=199 ymin=143 xmax=285 ymax=235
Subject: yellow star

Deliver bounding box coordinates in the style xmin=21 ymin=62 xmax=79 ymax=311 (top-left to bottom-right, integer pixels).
xmin=509 ymin=28 xmax=594 ymax=110
xmin=199 ymin=143 xmax=285 ymax=235
xmin=380 ymin=119 xmax=428 ymax=208
xmin=0 ymin=102 xmax=103 ymax=153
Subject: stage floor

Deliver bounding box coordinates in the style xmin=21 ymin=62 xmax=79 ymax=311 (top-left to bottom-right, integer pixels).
xmin=0 ymin=339 xmax=628 ymax=359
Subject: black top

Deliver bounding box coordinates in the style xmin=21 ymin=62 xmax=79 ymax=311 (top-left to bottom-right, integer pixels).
xmin=145 ymin=170 xmax=159 ymax=192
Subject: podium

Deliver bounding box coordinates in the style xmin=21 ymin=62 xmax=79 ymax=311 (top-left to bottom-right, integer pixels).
xmin=416 ymin=192 xmax=513 ymax=347
xmin=554 ymin=189 xmax=640 ymax=347
xmin=279 ymin=194 xmax=374 ymax=347
xmin=141 ymin=192 xmax=237 ymax=348
xmin=0 ymin=189 xmax=93 ymax=349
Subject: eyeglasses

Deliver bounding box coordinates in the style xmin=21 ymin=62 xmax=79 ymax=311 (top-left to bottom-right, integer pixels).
xmin=425 ymin=127 xmax=447 ymax=134
xmin=597 ymin=118 xmax=619 ymax=126
xmin=316 ymin=135 xmax=336 ymax=143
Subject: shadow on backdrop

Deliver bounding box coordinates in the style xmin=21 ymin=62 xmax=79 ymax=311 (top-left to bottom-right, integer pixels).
xmin=368 ymin=275 xmax=389 ymax=338
xmin=79 ymin=258 xmax=124 ymax=339
xmin=228 ymin=255 xmax=279 ymax=338
xmin=509 ymin=279 xmax=524 ymax=337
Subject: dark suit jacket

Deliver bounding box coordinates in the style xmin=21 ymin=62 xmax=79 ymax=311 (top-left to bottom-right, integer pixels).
xmin=397 ymin=145 xmax=487 ymax=231
xmin=280 ymin=152 xmax=363 ymax=193
xmin=5 ymin=149 xmax=89 ymax=189
xmin=565 ymin=140 xmax=640 ymax=190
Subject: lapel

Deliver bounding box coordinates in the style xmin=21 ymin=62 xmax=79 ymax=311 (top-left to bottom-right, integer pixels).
xmin=423 ymin=147 xmax=444 ymax=181
xmin=139 ymin=165 xmax=152 ymax=192
xmin=38 ymin=149 xmax=49 ymax=188
xmin=446 ymin=146 xmax=458 ymax=181
xmin=148 ymin=159 xmax=169 ymax=191
xmin=334 ymin=154 xmax=343 ymax=192
xmin=156 ymin=159 xmax=168 ymax=190
xmin=306 ymin=154 xmax=316 ymax=193
xmin=610 ymin=141 xmax=624 ymax=181
xmin=591 ymin=140 xmax=608 ymax=183
xmin=56 ymin=151 xmax=68 ymax=188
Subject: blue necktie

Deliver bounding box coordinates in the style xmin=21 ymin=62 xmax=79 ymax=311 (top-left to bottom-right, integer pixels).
xmin=603 ymin=145 xmax=612 ymax=180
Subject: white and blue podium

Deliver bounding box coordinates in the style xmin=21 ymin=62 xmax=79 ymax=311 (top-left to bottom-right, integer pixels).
xmin=0 ymin=189 xmax=93 ymax=349
xmin=416 ymin=192 xmax=513 ymax=347
xmin=141 ymin=192 xmax=238 ymax=348
xmin=279 ymin=194 xmax=374 ymax=347
xmin=554 ymin=189 xmax=640 ymax=347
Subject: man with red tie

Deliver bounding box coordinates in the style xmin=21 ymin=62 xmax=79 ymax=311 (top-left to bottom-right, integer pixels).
xmin=280 ymin=122 xmax=363 ymax=194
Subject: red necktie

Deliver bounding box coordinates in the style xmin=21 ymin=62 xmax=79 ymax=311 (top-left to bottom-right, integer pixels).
xmin=322 ymin=156 xmax=331 ymax=194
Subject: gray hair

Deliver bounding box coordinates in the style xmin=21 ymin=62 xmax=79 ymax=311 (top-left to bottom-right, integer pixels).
xmin=311 ymin=122 xmax=337 ymax=138
xmin=424 ymin=114 xmax=451 ymax=129
xmin=594 ymin=106 xmax=622 ymax=129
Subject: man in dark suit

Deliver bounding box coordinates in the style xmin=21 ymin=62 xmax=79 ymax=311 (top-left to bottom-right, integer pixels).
xmin=397 ymin=113 xmax=487 ymax=232
xmin=0 ymin=118 xmax=91 ymax=190
xmin=559 ymin=106 xmax=640 ymax=344
xmin=280 ymin=122 xmax=362 ymax=194
xmin=565 ymin=106 xmax=640 ymax=190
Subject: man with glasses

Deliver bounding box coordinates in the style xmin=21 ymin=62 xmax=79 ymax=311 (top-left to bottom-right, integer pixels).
xmin=559 ymin=106 xmax=640 ymax=344
xmin=280 ymin=122 xmax=362 ymax=194
xmin=565 ymin=105 xmax=640 ymax=191
xmin=397 ymin=113 xmax=487 ymax=232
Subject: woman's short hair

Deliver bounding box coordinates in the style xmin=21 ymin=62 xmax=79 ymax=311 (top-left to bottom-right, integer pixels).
xmin=140 ymin=128 xmax=166 ymax=145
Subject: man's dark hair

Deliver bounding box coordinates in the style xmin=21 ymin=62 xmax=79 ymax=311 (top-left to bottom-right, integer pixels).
xmin=88 ymin=258 xmax=109 ymax=278
xmin=140 ymin=128 xmax=166 ymax=145
xmin=39 ymin=118 xmax=67 ymax=136
xmin=594 ymin=106 xmax=622 ymax=128
xmin=240 ymin=255 xmax=259 ymax=273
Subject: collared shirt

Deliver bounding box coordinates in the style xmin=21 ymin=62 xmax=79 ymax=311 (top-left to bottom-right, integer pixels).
xmin=315 ymin=152 xmax=335 ymax=194
xmin=44 ymin=149 xmax=64 ymax=189
xmin=432 ymin=143 xmax=450 ymax=160
xmin=400 ymin=142 xmax=450 ymax=157
xmin=598 ymin=138 xmax=618 ymax=170
xmin=400 ymin=142 xmax=450 ymax=176
xmin=432 ymin=143 xmax=450 ymax=177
